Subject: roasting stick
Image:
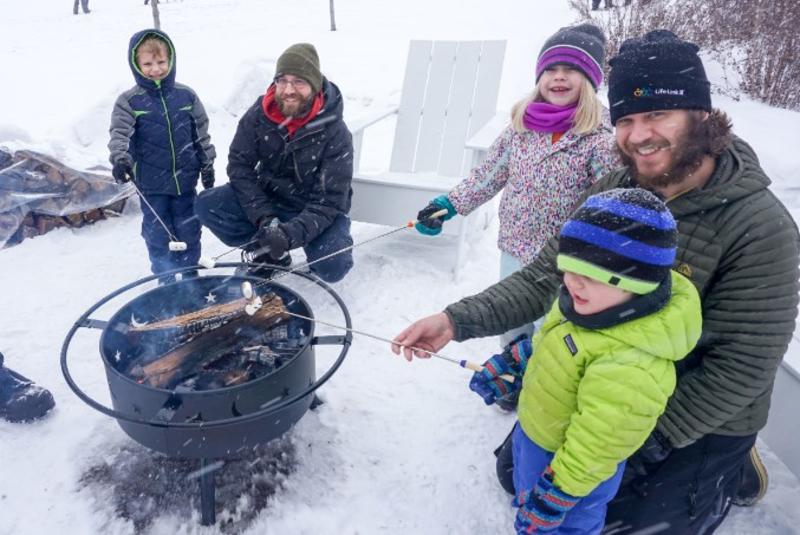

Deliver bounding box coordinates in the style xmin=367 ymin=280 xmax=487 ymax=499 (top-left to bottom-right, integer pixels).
xmin=251 ymin=208 xmax=451 ymax=288
xmin=128 ymin=180 xmax=189 ymax=252
xmin=283 ymin=310 xmax=516 ymax=383
xmin=198 ymin=210 xmax=449 ymax=273
xmin=130 ymin=210 xmax=453 ymax=329
xmin=198 ymin=239 xmax=259 ymax=269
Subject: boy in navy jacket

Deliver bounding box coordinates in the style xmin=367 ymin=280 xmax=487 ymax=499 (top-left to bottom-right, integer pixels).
xmin=109 ymin=29 xmax=215 ymax=280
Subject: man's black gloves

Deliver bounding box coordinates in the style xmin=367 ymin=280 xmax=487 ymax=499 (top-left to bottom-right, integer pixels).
xmin=112 ymin=160 xmax=133 ymax=184
xmin=628 ymin=428 xmax=674 ymax=479
xmin=637 ymin=429 xmax=673 ymax=464
xmin=200 ymin=165 xmax=215 ymax=189
xmin=256 ymin=225 xmax=290 ymax=261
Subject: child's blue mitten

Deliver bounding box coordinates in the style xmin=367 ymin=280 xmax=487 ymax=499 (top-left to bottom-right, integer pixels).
xmin=514 ymin=467 xmax=579 ymax=533
xmin=469 ymin=335 xmax=532 ymax=405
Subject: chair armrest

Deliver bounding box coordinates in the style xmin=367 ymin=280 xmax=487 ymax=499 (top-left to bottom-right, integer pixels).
xmin=346 ymin=106 xmax=399 ymax=174
xmin=347 ymin=105 xmax=399 ymax=136
xmin=465 ymin=111 xmax=508 ymax=167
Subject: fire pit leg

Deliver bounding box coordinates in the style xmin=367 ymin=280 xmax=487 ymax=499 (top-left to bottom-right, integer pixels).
xmin=199 ymin=458 xmax=217 ymax=526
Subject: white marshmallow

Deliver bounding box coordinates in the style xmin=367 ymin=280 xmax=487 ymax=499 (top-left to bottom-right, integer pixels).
xmin=241 ymin=281 xmax=254 ymax=299
xmin=198 ymin=256 xmax=216 ymax=269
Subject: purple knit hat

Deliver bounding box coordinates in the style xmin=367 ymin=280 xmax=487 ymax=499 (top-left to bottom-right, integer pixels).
xmin=536 ymin=23 xmax=606 ymax=88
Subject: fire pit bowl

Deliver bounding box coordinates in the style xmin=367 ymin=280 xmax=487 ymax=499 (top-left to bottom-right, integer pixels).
xmin=61 ymin=264 xmax=351 ymax=524
xmin=102 ymin=274 xmax=324 ymax=458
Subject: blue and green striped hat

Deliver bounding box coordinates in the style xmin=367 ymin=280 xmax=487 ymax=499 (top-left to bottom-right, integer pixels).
xmin=557 ymin=188 xmax=677 ymax=294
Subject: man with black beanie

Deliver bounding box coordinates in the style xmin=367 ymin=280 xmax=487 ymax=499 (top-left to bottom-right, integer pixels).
xmin=393 ymin=29 xmax=800 ymax=534
xmin=195 ymin=43 xmax=354 ymax=283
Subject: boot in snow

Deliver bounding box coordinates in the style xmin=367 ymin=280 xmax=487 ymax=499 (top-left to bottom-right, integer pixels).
xmin=733 ymin=446 xmax=768 ymax=506
xmin=0 ymin=352 xmax=55 ymax=423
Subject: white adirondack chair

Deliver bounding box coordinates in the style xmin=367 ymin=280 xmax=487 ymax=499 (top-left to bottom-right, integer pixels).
xmin=347 ymin=40 xmax=507 ymax=279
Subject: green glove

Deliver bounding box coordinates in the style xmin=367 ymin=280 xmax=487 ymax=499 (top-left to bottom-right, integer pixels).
xmin=415 ymin=195 xmax=457 ymax=235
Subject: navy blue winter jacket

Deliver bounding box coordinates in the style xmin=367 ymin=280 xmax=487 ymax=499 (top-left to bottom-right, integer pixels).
xmin=227 ymin=78 xmax=353 ymax=248
xmin=108 ymin=29 xmax=215 ymax=196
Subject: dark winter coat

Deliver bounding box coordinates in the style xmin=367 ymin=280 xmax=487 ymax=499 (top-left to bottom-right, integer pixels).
xmin=446 ymin=135 xmax=800 ymax=447
xmin=226 ymin=78 xmax=353 ymax=249
xmin=108 ymin=29 xmax=216 ymax=196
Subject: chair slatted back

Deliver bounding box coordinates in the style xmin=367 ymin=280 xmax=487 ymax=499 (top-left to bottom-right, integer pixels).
xmin=389 ymin=40 xmax=506 ymax=177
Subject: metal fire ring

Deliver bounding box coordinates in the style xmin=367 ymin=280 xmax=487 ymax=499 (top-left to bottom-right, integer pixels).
xmin=61 ymin=263 xmax=352 ymax=430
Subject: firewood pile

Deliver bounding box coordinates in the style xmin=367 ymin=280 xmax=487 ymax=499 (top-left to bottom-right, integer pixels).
xmin=0 ymin=148 xmax=133 ymax=248
xmin=124 ymin=293 xmax=309 ymax=391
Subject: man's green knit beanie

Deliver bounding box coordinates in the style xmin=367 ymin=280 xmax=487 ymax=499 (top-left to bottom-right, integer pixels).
xmin=276 ymin=43 xmax=322 ymax=94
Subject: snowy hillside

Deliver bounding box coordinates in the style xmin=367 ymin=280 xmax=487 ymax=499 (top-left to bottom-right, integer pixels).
xmin=1 ymin=1 xmax=799 ymax=534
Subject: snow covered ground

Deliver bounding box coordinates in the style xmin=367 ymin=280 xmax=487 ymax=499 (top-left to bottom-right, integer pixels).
xmin=1 ymin=0 xmax=799 ymax=533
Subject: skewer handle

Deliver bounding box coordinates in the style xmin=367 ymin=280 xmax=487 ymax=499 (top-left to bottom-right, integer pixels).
xmin=460 ymin=360 xmax=516 ymax=383
xmin=407 ymin=208 xmax=450 ymax=228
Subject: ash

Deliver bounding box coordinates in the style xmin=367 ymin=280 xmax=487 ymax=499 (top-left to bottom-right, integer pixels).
xmin=78 ymin=436 xmax=296 ymax=533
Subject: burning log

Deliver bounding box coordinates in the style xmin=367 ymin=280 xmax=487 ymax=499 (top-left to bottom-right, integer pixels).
xmin=134 ymin=293 xmax=288 ymax=389
xmin=130 ymin=297 xmax=250 ymax=332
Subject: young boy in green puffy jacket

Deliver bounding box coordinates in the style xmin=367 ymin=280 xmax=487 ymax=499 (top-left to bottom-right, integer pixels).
xmin=470 ymin=188 xmax=702 ymax=534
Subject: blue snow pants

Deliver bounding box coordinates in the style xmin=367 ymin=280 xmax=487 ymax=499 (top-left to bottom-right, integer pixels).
xmin=194 ymin=184 xmax=353 ymax=283
xmin=140 ymin=190 xmax=201 ymax=276
xmin=512 ymin=423 xmax=625 ymax=535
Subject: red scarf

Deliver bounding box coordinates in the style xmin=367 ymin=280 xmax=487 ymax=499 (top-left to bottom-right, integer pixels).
xmin=261 ymin=85 xmax=324 ymax=137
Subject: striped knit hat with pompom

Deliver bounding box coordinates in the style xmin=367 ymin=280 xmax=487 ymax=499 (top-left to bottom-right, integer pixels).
xmin=557 ymin=188 xmax=677 ymax=294
xmin=536 ymin=23 xmax=606 ymax=89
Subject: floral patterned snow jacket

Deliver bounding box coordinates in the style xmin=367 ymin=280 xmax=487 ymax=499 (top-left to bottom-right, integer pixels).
xmin=447 ymin=112 xmax=618 ymax=264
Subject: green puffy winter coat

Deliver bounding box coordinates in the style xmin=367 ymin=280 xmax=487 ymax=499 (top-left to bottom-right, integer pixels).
xmin=518 ymin=271 xmax=701 ymax=497
xmin=448 ymin=135 xmax=800 ymax=448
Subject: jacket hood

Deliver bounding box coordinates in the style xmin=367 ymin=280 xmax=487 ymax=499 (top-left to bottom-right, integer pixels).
xmin=573 ymin=271 xmax=701 ymax=362
xmin=668 ymin=135 xmax=770 ymax=218
xmin=307 ymin=77 xmax=344 ymax=126
xmin=128 ymin=28 xmax=176 ymax=90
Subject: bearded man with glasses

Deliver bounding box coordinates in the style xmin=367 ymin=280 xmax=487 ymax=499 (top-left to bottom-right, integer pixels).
xmin=195 ymin=43 xmax=354 ymax=282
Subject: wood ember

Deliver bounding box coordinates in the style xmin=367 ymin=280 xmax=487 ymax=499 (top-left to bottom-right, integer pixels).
xmin=133 ymin=293 xmax=290 ymax=389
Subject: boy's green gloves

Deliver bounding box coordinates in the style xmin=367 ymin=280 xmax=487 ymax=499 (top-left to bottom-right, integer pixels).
xmin=415 ymin=195 xmax=457 ymax=235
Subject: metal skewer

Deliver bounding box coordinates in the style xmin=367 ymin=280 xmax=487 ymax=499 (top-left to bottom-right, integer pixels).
xmin=128 ymin=180 xmax=182 ymax=245
xmin=251 ymin=208 xmax=451 ymax=288
xmin=283 ymin=310 xmax=516 ymax=383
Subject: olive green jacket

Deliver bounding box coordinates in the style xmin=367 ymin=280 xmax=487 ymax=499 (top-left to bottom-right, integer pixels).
xmin=447 ymin=136 xmax=800 ymax=447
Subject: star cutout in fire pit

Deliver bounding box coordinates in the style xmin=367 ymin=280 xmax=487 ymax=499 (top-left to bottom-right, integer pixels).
xmin=204 ymin=292 xmax=217 ymax=304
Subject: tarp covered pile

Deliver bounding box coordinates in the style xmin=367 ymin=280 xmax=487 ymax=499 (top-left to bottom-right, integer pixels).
xmin=0 ymin=148 xmax=133 ymax=247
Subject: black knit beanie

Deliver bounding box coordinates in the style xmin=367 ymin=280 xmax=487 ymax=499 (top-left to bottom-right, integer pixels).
xmin=536 ymin=23 xmax=606 ymax=88
xmin=608 ymin=30 xmax=711 ymax=125
xmin=275 ymin=43 xmax=322 ymax=94
xmin=557 ymin=188 xmax=677 ymax=294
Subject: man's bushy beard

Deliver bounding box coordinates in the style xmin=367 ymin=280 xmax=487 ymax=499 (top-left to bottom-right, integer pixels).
xmin=276 ymin=93 xmax=313 ymax=118
xmin=617 ymin=110 xmax=731 ymax=190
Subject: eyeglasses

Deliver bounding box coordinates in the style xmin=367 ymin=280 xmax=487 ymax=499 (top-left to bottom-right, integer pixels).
xmin=274 ymin=76 xmax=310 ymax=90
